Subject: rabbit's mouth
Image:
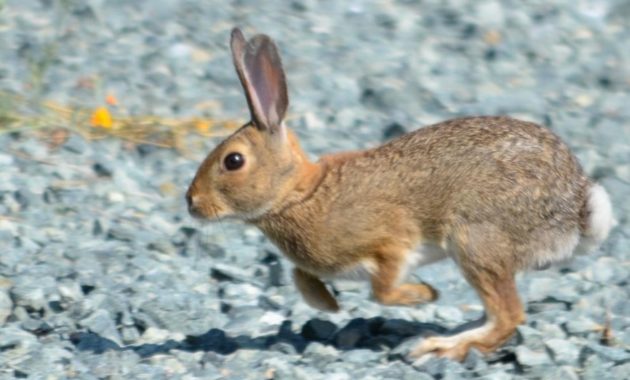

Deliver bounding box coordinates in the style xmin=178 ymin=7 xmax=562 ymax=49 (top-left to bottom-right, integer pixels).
xmin=186 ymin=193 xmax=225 ymax=221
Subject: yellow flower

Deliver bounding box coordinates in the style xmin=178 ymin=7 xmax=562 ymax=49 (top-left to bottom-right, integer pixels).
xmin=91 ymin=107 xmax=113 ymax=128
xmin=194 ymin=119 xmax=212 ymax=133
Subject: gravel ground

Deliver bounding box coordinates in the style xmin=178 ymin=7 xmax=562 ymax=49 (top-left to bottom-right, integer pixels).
xmin=1 ymin=0 xmax=629 ymax=379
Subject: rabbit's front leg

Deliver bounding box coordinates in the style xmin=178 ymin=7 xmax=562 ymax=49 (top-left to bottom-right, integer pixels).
xmin=370 ymin=250 xmax=439 ymax=306
xmin=293 ymin=267 xmax=340 ymax=312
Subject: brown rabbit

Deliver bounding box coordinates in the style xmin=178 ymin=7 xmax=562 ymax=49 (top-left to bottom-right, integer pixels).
xmin=186 ymin=28 xmax=615 ymax=361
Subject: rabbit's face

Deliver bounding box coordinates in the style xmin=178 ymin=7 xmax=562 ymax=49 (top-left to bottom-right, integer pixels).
xmin=188 ymin=28 xmax=296 ymax=221
xmin=186 ymin=123 xmax=298 ymax=221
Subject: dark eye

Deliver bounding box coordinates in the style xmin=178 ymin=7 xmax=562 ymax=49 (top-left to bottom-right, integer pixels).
xmin=223 ymin=152 xmax=245 ymax=171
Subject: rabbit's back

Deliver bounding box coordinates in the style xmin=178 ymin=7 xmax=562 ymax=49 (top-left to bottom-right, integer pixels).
xmin=321 ymin=116 xmax=590 ymax=269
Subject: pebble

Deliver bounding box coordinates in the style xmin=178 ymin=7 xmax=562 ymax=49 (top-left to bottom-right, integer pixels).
xmin=542 ymin=366 xmax=580 ymax=380
xmin=544 ymin=338 xmax=581 ymax=365
xmin=515 ymin=346 xmax=552 ymax=367
xmin=565 ymin=316 xmax=602 ymax=335
xmin=382 ymin=122 xmax=407 ymax=140
xmin=0 ymin=288 xmax=12 ymax=325
xmin=582 ymin=342 xmax=630 ymax=363
xmin=412 ymin=356 xmax=466 ymax=378
xmin=302 ymin=342 xmax=340 ymax=365
xmin=80 ymin=309 xmax=122 ymax=345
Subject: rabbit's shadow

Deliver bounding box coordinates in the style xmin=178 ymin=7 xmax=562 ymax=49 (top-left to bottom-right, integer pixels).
xmin=70 ymin=316 xmax=485 ymax=358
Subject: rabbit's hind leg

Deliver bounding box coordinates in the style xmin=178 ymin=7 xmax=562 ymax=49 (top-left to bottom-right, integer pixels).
xmin=410 ymin=271 xmax=523 ymax=361
xmin=411 ymin=223 xmax=526 ymax=361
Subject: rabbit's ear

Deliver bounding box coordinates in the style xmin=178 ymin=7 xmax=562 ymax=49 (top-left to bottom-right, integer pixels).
xmin=231 ymin=28 xmax=288 ymax=135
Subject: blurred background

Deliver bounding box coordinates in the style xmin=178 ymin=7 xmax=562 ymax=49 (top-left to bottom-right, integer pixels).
xmin=0 ymin=1 xmax=629 ymax=379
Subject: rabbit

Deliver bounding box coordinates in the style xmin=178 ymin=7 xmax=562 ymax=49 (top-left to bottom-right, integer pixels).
xmin=186 ymin=28 xmax=615 ymax=361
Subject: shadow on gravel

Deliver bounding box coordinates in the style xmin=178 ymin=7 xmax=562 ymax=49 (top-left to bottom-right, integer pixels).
xmin=70 ymin=317 xmax=459 ymax=358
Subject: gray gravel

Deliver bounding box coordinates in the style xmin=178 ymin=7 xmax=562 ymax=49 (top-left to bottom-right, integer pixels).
xmin=1 ymin=0 xmax=629 ymax=379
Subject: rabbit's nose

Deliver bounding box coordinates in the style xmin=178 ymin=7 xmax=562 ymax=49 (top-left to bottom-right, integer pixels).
xmin=185 ymin=192 xmax=193 ymax=209
xmin=186 ymin=192 xmax=203 ymax=218
xmin=186 ymin=192 xmax=199 ymax=215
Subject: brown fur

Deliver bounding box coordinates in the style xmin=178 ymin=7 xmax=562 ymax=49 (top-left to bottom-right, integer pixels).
xmin=187 ymin=28 xmax=601 ymax=361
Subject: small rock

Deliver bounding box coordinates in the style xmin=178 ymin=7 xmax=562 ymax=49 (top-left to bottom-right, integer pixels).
xmin=92 ymin=161 xmax=113 ymax=177
xmin=545 ymin=338 xmax=580 ymax=365
xmin=222 ymin=283 xmax=262 ymax=305
xmin=223 ymin=307 xmax=268 ymax=335
xmin=268 ymin=341 xmax=298 ymax=355
xmin=80 ymin=309 xmax=122 ymax=345
xmin=611 ymin=363 xmax=630 ymax=380
xmin=0 ymin=152 xmax=15 ymax=166
xmin=542 ymin=366 xmax=579 ymax=380
xmin=211 ymin=263 xmax=256 ymax=284
xmin=57 ymin=280 xmax=83 ymax=302
xmin=383 ymin=122 xmax=406 ymax=140
xmin=20 ymin=318 xmax=53 ymax=335
xmin=517 ymin=325 xmax=545 ymax=350
xmin=586 ymin=256 xmax=625 ymax=284
xmin=138 ymin=327 xmax=172 ymax=344
xmin=412 ymin=355 xmax=466 ymax=378
xmin=388 ymin=337 xmax=420 ymax=362
xmin=300 ymin=112 xmax=326 ymax=130
xmin=565 ymin=316 xmax=601 ymax=335
xmin=515 ymin=346 xmax=551 ymax=367
xmin=301 ymin=319 xmax=337 ymax=342
xmin=146 ymin=239 xmax=176 ymax=255
xmin=121 ymin=326 xmax=141 ymax=344
xmin=582 ymin=342 xmax=630 ymax=363
xmin=136 ymin=144 xmax=159 ymax=157
xmin=0 ymin=325 xmax=41 ymax=357
xmin=261 ymin=251 xmax=285 ymax=287
xmin=106 ymin=224 xmax=135 ymax=242
xmin=10 ymin=277 xmax=53 ymax=312
xmin=435 ymin=306 xmax=463 ymax=323
xmin=528 ymin=276 xmax=579 ymax=303
xmin=63 ymin=134 xmax=87 ymax=154
xmin=107 ymin=191 xmax=125 ymax=203
xmin=343 ymin=348 xmax=384 ymax=364
xmin=0 ymin=288 xmax=12 ymax=325
xmin=580 ymin=354 xmax=615 ymax=380
xmin=302 ymin=341 xmax=339 ymax=360
xmin=197 ymin=240 xmax=226 ymax=259
xmin=463 ymin=348 xmax=486 ymax=371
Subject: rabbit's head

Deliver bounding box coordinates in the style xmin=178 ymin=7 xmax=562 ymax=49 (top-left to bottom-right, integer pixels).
xmin=186 ymin=28 xmax=310 ymax=221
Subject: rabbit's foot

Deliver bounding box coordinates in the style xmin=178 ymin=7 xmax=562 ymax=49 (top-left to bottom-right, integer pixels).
xmin=374 ymin=283 xmax=438 ymax=306
xmin=293 ymin=267 xmax=340 ymax=312
xmin=370 ymin=248 xmax=439 ymax=306
xmin=409 ymin=316 xmax=517 ymax=361
xmin=410 ymin=335 xmax=472 ymax=361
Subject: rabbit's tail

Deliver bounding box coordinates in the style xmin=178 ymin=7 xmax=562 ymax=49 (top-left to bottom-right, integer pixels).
xmin=576 ymin=183 xmax=616 ymax=254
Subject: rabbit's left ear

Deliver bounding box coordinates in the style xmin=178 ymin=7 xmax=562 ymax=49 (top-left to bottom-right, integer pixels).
xmin=230 ymin=27 xmax=289 ymax=135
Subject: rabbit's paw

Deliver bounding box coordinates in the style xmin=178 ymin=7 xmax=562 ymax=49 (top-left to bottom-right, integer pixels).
xmin=375 ymin=283 xmax=439 ymax=306
xmin=409 ymin=335 xmax=471 ymax=362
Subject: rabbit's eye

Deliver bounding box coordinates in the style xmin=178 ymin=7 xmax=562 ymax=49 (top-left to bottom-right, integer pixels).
xmin=224 ymin=152 xmax=245 ymax=171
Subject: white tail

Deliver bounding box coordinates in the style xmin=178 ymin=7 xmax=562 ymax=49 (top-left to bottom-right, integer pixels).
xmin=576 ymin=183 xmax=616 ymax=254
